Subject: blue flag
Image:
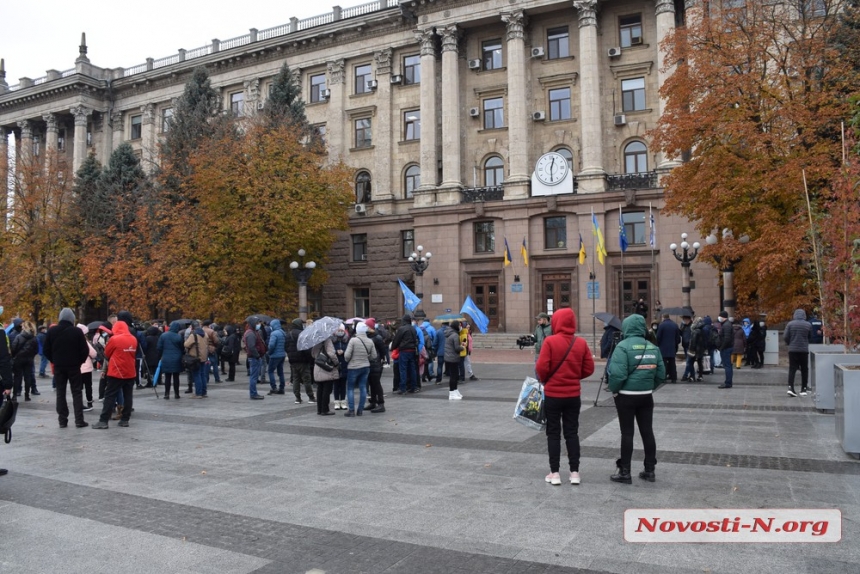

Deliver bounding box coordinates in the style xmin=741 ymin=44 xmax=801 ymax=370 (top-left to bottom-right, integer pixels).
xmin=619 ymin=207 xmax=629 ymax=253
xmin=460 ymin=295 xmax=490 ymax=334
xmin=398 ymin=279 xmax=421 ymax=312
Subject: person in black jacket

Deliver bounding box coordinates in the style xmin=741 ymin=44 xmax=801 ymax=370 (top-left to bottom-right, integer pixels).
xmin=364 ymin=319 xmax=387 ymax=413
xmin=223 ymin=325 xmax=241 ymax=382
xmin=143 ymin=325 xmax=162 ymax=387
xmin=11 ymin=321 xmax=40 ymax=400
xmin=655 ymin=314 xmax=681 ymax=384
xmin=1 ymin=328 xmax=15 ymax=476
xmin=717 ymin=311 xmax=734 ymax=389
xmin=390 ymin=314 xmax=419 ymax=394
xmin=285 ymin=319 xmax=315 ymax=404
xmin=44 ymin=308 xmax=90 ymax=428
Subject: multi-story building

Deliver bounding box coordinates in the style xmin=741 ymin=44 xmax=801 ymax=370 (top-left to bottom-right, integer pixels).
xmin=0 ymin=0 xmax=723 ymax=333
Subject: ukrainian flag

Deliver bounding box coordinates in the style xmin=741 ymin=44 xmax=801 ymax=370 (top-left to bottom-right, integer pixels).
xmin=578 ymin=233 xmax=587 ymax=265
xmin=521 ymin=238 xmax=529 ymax=266
xmin=504 ymin=238 xmax=512 ymax=267
xmin=592 ymin=210 xmax=607 ymax=265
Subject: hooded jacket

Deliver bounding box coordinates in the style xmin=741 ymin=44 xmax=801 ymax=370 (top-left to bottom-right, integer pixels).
xmin=184 ymin=327 xmax=208 ymax=367
xmin=391 ymin=315 xmax=418 ymax=352
xmin=784 ymin=309 xmax=812 ymax=352
xmin=77 ymin=324 xmax=98 ymax=374
xmin=105 ymin=321 xmax=139 ymax=379
xmin=608 ymin=314 xmax=666 ymax=394
xmin=44 ymin=310 xmax=89 ymax=369
xmin=688 ymin=318 xmax=706 ymax=358
xmin=655 ymin=318 xmax=680 ymax=360
xmin=224 ymin=325 xmax=241 ymax=362
xmin=312 ymin=338 xmax=341 ymax=382
xmin=286 ymin=319 xmax=313 ymax=363
xmin=535 ymin=308 xmax=595 ymax=399
xmin=144 ymin=325 xmax=162 ymax=367
xmin=345 ymin=331 xmax=378 ymax=369
xmin=732 ymin=323 xmax=746 ymax=354
xmin=10 ymin=329 xmax=39 ymax=364
xmin=267 ymin=319 xmax=287 ymax=359
xmin=157 ymin=321 xmax=186 ymax=374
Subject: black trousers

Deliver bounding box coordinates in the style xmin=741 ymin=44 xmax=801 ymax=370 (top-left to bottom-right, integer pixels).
xmin=614 ymin=393 xmax=657 ymax=471
xmin=317 ymin=380 xmax=333 ymax=413
xmin=100 ymin=377 xmax=134 ymax=423
xmin=55 ymin=366 xmax=85 ymax=426
xmin=227 ymin=359 xmax=236 ymax=381
xmin=545 ymin=396 xmax=581 ymax=473
xmin=368 ymin=369 xmax=384 ymax=405
xmin=98 ymin=372 xmax=107 ymax=399
xmin=392 ymin=360 xmax=400 ymax=392
xmin=788 ymin=351 xmax=809 ymax=391
xmin=446 ymin=361 xmax=460 ymax=392
xmin=13 ymin=360 xmax=36 ymax=396
xmin=663 ymin=358 xmax=677 ymax=382
xmin=81 ymin=372 xmax=93 ymax=403
xmin=164 ymin=372 xmax=181 ymax=397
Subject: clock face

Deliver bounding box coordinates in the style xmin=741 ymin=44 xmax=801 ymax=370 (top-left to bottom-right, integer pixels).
xmin=535 ymin=152 xmax=569 ymax=186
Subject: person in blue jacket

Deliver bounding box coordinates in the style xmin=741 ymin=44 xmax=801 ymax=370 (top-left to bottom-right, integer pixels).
xmin=156 ymin=321 xmax=185 ymax=399
xmin=267 ymin=319 xmax=287 ymax=394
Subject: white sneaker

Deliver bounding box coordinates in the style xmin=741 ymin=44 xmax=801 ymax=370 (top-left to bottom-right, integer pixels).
xmin=570 ymin=472 xmax=581 ymax=485
xmin=800 ymin=390 xmax=808 ymax=397
xmin=448 ymin=391 xmax=462 ymax=400
xmin=787 ymin=389 xmax=797 ymax=397
xmin=545 ymin=472 xmax=562 ymax=485
xmin=455 ymin=389 xmax=463 ymax=398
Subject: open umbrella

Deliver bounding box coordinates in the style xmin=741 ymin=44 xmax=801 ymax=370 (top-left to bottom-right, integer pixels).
xmin=344 ymin=317 xmax=364 ymax=325
xmin=176 ymin=318 xmax=194 ymax=326
xmin=433 ymin=313 xmax=465 ymax=323
xmin=593 ymin=312 xmax=623 ymax=331
xmin=246 ymin=314 xmax=273 ymax=325
xmin=86 ymin=320 xmax=108 ymax=331
xmin=662 ymin=306 xmax=695 ymax=317
xmin=297 ymin=316 xmax=343 ymax=350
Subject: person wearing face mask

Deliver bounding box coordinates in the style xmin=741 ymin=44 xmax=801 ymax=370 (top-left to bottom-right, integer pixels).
xmin=331 ymin=325 xmax=349 ymax=410
xmin=716 ymin=311 xmax=734 ymax=389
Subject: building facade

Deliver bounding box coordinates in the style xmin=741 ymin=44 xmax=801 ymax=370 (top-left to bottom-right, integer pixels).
xmin=0 ymin=0 xmax=725 ymax=333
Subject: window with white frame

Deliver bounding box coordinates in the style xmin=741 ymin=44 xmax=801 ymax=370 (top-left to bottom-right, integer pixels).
xmin=621 ymin=77 xmax=646 ymax=112
xmin=310 ymin=73 xmax=327 ymax=103
xmin=353 ymin=287 xmax=370 ymax=316
xmin=404 ymin=110 xmax=420 ymax=141
xmin=403 ymin=55 xmax=420 ymax=85
xmin=355 ymin=118 xmax=372 ymax=148
xmin=549 ymin=87 xmax=571 ymax=121
xmin=404 ymin=165 xmax=420 ymax=198
xmin=547 ymin=27 xmax=569 ymax=59
xmin=484 ymin=156 xmax=504 ymax=186
xmin=624 ymin=141 xmax=648 ymax=174
xmin=482 ymin=39 xmax=503 ymax=70
xmin=483 ymin=97 xmax=504 ymax=129
xmin=230 ymin=92 xmax=244 ymax=116
xmin=354 ymin=64 xmax=372 ymax=94
xmin=619 ymin=15 xmax=643 ymax=48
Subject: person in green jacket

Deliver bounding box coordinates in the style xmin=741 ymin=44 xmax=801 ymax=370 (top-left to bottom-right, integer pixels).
xmin=608 ymin=314 xmax=665 ymax=484
xmin=533 ymin=312 xmax=552 ymax=362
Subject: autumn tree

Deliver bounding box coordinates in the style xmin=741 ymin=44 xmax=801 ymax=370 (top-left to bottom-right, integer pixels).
xmin=652 ymin=0 xmax=860 ymax=321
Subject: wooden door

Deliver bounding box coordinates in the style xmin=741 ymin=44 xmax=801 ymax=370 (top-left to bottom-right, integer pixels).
xmin=470 ymin=276 xmax=501 ymax=330
xmin=621 ymin=275 xmax=650 ymax=317
xmin=541 ymin=273 xmax=572 ymax=315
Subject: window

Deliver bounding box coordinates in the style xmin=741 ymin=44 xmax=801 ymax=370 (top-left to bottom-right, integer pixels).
xmin=484 ymin=156 xmax=504 ymax=186
xmin=315 ymin=124 xmax=327 ymax=143
xmin=87 ymin=130 xmax=93 ymax=147
xmin=548 ymin=88 xmax=571 ymax=121
xmin=624 ymin=141 xmax=648 ymax=174
xmin=355 ymin=118 xmax=372 ymax=148
xmin=161 ymin=108 xmax=173 ymax=133
xmin=32 ymin=136 xmax=40 ymax=157
xmin=404 ymin=110 xmax=420 ymax=141
xmin=544 ymin=216 xmax=567 ymax=249
xmin=802 ymin=0 xmax=827 ymax=17
xmin=621 ymin=77 xmax=646 ymax=112
xmin=57 ymin=129 xmax=66 ymax=151
xmin=352 ymin=234 xmax=368 ymax=262
xmin=547 ymin=27 xmax=570 ymax=59
xmin=355 ymin=64 xmax=372 ymax=94
xmin=355 ymin=171 xmax=372 ymax=203
xmin=310 ymin=73 xmax=327 ymax=103
xmin=403 ymin=55 xmax=421 ymax=85
xmin=622 ymin=212 xmax=646 ymax=245
xmin=483 ymin=97 xmax=504 ymax=129
xmin=482 ymin=39 xmax=503 ymax=70
xmin=404 ymin=165 xmax=420 ymax=198
xmin=402 ymin=230 xmax=415 ymax=258
xmin=130 ymin=115 xmax=142 ymax=139
xmin=474 ymin=222 xmax=495 ymax=253
xmin=230 ymin=92 xmax=244 ymax=116
xmin=619 ymin=15 xmax=643 ymax=48
xmin=353 ymin=287 xmax=370 ymax=317
xmin=554 ymin=147 xmax=573 ymax=170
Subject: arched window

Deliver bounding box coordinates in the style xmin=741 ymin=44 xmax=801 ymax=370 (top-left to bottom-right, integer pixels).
xmin=355 ymin=171 xmax=371 ymax=203
xmin=484 ymin=156 xmax=505 ymax=187
xmin=624 ymin=141 xmax=648 ymax=174
xmin=404 ymin=165 xmax=420 ymax=199
xmin=554 ymin=147 xmax=573 ymax=170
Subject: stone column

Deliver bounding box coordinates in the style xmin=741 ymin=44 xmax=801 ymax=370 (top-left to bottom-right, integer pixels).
xmin=414 ymin=28 xmax=438 ymax=208
xmin=501 ymin=10 xmax=530 ymax=199
xmin=109 ymin=109 xmax=123 ymax=156
xmin=656 ymin=0 xmax=680 ymax=169
xmin=439 ymin=25 xmax=462 ymax=196
xmin=373 ymin=48 xmax=395 ymax=203
xmin=574 ymin=0 xmax=606 ymax=193
xmin=325 ymin=59 xmax=346 ymax=162
xmin=70 ymin=105 xmax=91 ymax=173
xmin=17 ymin=120 xmax=34 ymax=165
xmin=141 ymin=103 xmax=156 ymax=173
xmin=0 ymin=128 xmax=8 ymax=227
xmin=43 ymin=113 xmax=59 ymax=152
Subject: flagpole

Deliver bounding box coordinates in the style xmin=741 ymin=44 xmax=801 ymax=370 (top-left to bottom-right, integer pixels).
xmin=619 ymin=204 xmax=625 ymax=316
xmin=649 ymin=202 xmax=656 ymax=320
xmin=591 ymin=225 xmax=597 ymax=349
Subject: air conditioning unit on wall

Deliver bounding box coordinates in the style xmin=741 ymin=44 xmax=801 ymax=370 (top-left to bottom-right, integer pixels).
xmin=320 ymin=88 xmax=331 ymax=99
xmin=532 ymin=111 xmax=546 ymax=121
xmin=355 ymin=203 xmax=367 ymax=214
xmin=469 ymin=107 xmax=480 ymax=118
xmin=614 ymin=114 xmax=627 ymax=126
xmin=531 ymin=47 xmax=545 ymax=58
xmin=608 ymin=47 xmax=622 ymax=58
xmin=367 ymin=79 xmax=379 ymax=90
xmin=468 ymin=59 xmax=481 ymax=70
xmin=391 ymin=74 xmax=403 ymax=84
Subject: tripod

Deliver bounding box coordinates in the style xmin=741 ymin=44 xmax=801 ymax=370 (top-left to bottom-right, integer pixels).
xmin=593 ymin=331 xmax=621 ymax=407
xmin=139 ymin=359 xmax=159 ymax=398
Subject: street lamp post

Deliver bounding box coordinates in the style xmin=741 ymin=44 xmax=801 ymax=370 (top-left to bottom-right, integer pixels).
xmin=705 ymin=229 xmax=749 ymax=318
xmin=670 ymin=233 xmax=701 ymax=310
xmin=289 ymin=249 xmax=316 ymax=321
xmin=407 ymin=245 xmax=432 ymax=304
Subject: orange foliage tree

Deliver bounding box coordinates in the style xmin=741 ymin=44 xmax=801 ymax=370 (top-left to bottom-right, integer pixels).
xmin=651 ymin=1 xmax=859 ymax=321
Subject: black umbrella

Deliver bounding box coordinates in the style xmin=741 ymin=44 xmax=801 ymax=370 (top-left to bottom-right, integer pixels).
xmin=245 ymin=314 xmax=273 ymax=325
xmin=176 ymin=318 xmax=194 ymax=326
xmin=662 ymin=306 xmax=695 ymax=317
xmin=593 ymin=312 xmax=623 ymax=331
xmin=86 ymin=321 xmax=108 ymax=331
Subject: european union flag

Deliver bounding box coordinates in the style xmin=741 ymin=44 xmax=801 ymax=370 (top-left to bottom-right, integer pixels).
xmin=460 ymin=295 xmax=490 ymax=334
xmin=619 ymin=208 xmax=629 ymax=253
xmin=398 ymin=279 xmax=421 ymax=312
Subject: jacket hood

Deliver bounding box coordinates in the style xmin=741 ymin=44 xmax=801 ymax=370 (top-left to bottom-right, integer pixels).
xmin=226 ymin=325 xmax=236 ymax=335
xmin=117 ymin=311 xmax=134 ymax=325
xmin=742 ymin=318 xmax=750 ymax=324
xmin=793 ymin=309 xmax=807 ymax=321
xmin=169 ymin=321 xmax=183 ymax=333
xmin=621 ymin=314 xmax=647 ymax=339
xmin=271 ymin=319 xmax=282 ymax=331
xmin=291 ymin=318 xmax=304 ymax=330
xmin=549 ymin=307 xmax=577 ymax=336
xmin=59 ymin=308 xmax=76 ymax=324
xmin=112 ymin=321 xmax=131 ymax=336
xmin=402 ymin=314 xmax=413 ymax=326
xmin=703 ymin=316 xmax=712 ymax=326
xmin=692 ymin=317 xmax=704 ymax=329
xmin=145 ymin=325 xmax=161 ymax=336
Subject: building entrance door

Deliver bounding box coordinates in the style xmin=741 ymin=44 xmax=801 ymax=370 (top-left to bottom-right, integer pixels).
xmin=470 ymin=276 xmax=501 ymax=330
xmin=541 ymin=273 xmax=572 ymax=315
xmin=621 ymin=275 xmax=651 ymax=317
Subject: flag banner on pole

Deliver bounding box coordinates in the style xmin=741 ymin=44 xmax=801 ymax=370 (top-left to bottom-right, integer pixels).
xmin=461 ymin=295 xmax=490 ymax=334
xmin=503 ymin=238 xmax=512 ymax=267
xmin=578 ymin=233 xmax=587 ymax=265
xmin=591 ymin=209 xmax=607 ymax=265
xmin=619 ymin=206 xmax=629 ymax=253
xmin=398 ymin=279 xmax=421 ymax=312
xmin=521 ymin=237 xmax=529 ymax=266
xmin=649 ymin=206 xmax=656 ymax=249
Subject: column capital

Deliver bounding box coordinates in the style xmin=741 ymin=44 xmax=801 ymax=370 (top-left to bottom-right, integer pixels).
xmin=43 ymin=113 xmax=59 ymax=132
xmin=374 ymin=48 xmax=393 ymax=75
xmin=327 ymin=58 xmax=345 ymax=85
xmin=141 ymin=103 xmax=155 ymax=125
xmin=17 ymin=120 xmax=33 ymax=138
xmin=70 ymin=105 xmax=91 ymax=126
xmin=684 ymin=0 xmax=699 ymax=9
xmin=439 ymin=25 xmax=460 ymax=53
xmin=656 ymin=0 xmax=676 ymax=15
xmin=501 ymin=10 xmax=527 ymax=42
xmin=573 ymin=0 xmax=598 ymax=28
xmin=415 ymin=28 xmax=436 ymax=57
xmin=110 ymin=110 xmax=123 ymax=130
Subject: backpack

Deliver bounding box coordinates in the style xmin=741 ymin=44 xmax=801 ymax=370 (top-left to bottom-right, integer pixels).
xmin=710 ymin=326 xmax=721 ymax=348
xmin=419 ymin=325 xmax=436 ymax=360
xmin=254 ymin=331 xmax=267 ymax=356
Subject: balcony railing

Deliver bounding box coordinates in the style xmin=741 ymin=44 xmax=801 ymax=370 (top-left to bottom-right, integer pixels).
xmin=607 ymin=171 xmax=658 ymax=190
xmin=461 ymin=186 xmax=505 ymax=203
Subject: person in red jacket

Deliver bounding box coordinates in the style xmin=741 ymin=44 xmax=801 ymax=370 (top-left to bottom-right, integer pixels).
xmin=536 ymin=307 xmax=595 ymax=486
xmin=92 ymin=320 xmax=138 ymax=429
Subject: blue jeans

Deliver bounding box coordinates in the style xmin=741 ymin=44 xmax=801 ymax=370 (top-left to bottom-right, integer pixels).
xmin=347 ymin=367 xmax=369 ymax=412
xmin=248 ymin=357 xmax=262 ymax=397
xmin=194 ymin=364 xmax=207 ymax=396
xmin=206 ymin=353 xmax=221 ymax=383
xmin=398 ymin=350 xmax=416 ymax=392
xmin=720 ymin=348 xmax=733 ymax=387
xmin=39 ymin=355 xmax=49 ymax=376
xmin=268 ymin=356 xmax=286 ymax=390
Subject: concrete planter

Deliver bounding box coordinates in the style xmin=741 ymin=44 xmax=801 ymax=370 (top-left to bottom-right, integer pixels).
xmin=835 ymin=365 xmax=860 ymax=458
xmin=808 ymin=345 xmax=860 ymax=412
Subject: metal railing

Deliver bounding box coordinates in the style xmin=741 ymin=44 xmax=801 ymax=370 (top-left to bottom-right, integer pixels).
xmin=461 ymin=186 xmax=505 ymax=203
xmin=607 ymin=171 xmax=658 ymax=190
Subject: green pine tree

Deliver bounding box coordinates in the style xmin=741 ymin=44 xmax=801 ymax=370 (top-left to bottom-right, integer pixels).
xmin=72 ymin=152 xmax=106 ymax=234
xmin=100 ymin=142 xmax=149 ymax=232
xmin=263 ymin=63 xmax=307 ymax=128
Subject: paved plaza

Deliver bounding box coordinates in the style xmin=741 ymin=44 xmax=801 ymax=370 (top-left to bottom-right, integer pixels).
xmin=1 ymin=348 xmax=858 ymax=574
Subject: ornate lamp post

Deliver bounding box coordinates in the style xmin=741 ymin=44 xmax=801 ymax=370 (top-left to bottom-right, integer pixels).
xmin=705 ymin=229 xmax=749 ymax=318
xmin=407 ymin=245 xmax=432 ymax=302
xmin=289 ymin=249 xmax=316 ymax=321
xmin=670 ymin=233 xmax=701 ymax=310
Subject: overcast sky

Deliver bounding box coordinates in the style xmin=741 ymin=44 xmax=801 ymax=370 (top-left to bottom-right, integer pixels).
xmin=1 ymin=1 xmax=342 ymax=83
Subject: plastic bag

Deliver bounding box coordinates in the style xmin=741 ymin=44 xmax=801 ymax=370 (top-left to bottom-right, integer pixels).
xmin=702 ymin=355 xmax=711 ymax=372
xmin=713 ymin=351 xmax=722 ymax=368
xmin=513 ymin=377 xmax=546 ymax=431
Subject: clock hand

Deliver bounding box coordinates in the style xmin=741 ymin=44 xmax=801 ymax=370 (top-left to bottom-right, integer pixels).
xmin=550 ymin=157 xmax=556 ymax=181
